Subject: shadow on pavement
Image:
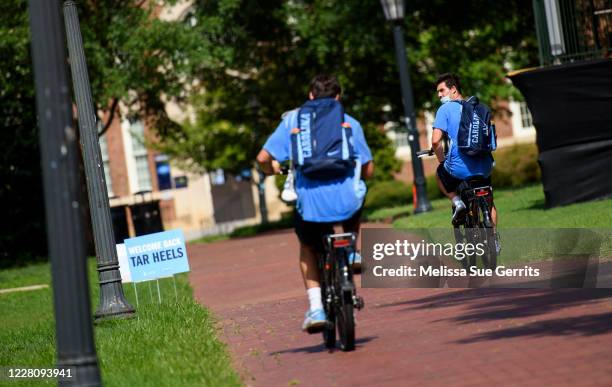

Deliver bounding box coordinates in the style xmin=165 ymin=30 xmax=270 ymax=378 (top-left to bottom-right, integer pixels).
xmin=270 ymin=336 xmax=377 ymax=355
xmin=377 ymin=288 xmax=612 ymax=339
xmin=382 ymin=289 xmax=611 ymax=315
xmin=455 ymin=311 xmax=612 ymax=343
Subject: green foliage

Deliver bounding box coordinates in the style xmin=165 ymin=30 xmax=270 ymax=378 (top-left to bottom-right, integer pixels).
xmin=363 ymin=124 xmax=402 ymax=183
xmin=491 ymin=143 xmax=541 ymax=187
xmin=162 ymin=0 xmax=538 ymax=174
xmin=364 ymin=174 xmax=442 ymax=215
xmin=0 ymin=0 xmax=46 ymax=266
xmin=1 ymin=0 xmax=539 ymax=264
xmin=1 ymin=1 xmax=211 ymax=265
xmin=365 ymin=180 xmax=411 ymax=211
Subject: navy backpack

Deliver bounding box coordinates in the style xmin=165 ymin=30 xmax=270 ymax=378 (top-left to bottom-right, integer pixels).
xmin=290 ymin=98 xmax=356 ymax=180
xmin=454 ymin=96 xmax=497 ymax=156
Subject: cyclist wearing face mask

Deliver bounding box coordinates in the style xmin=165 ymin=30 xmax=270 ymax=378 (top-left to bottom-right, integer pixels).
xmin=431 ymin=73 xmax=497 ymax=225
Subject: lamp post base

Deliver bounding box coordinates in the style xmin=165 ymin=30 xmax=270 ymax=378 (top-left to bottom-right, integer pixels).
xmin=58 ymin=356 xmax=100 ymax=387
xmin=414 ymin=201 xmax=433 ymax=215
xmin=93 ymin=263 xmax=135 ymax=321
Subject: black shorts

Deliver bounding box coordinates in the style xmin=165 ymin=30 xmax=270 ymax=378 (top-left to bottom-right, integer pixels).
xmin=436 ymin=164 xmax=491 ymax=193
xmin=294 ymin=208 xmax=362 ymax=253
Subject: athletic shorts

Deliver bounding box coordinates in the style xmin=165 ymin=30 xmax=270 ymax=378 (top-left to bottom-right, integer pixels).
xmin=294 ymin=207 xmax=362 ymax=253
xmin=436 ymin=163 xmax=491 ymax=193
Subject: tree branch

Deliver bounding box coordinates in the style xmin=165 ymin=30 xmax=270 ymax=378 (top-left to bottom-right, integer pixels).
xmin=98 ymin=98 xmax=119 ymax=137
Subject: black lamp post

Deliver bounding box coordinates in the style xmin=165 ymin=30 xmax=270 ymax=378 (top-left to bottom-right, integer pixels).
xmin=28 ymin=0 xmax=101 ymax=384
xmin=63 ymin=1 xmax=135 ymax=320
xmin=380 ymin=0 xmax=432 ymax=214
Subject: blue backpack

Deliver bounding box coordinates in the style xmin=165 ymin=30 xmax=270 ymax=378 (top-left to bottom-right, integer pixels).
xmin=290 ymin=98 xmax=356 ymax=180
xmin=454 ymin=96 xmax=497 ymax=156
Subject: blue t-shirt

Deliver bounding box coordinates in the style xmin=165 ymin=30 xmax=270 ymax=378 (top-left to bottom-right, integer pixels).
xmin=432 ymin=101 xmax=493 ymax=179
xmin=263 ymin=109 xmax=372 ymax=222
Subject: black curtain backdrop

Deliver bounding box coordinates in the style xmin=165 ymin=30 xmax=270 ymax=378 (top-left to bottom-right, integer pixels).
xmin=509 ymin=59 xmax=612 ymax=207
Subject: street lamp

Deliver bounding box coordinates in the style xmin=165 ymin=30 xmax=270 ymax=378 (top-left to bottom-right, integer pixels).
xmin=380 ymin=0 xmax=432 ymax=214
xmin=63 ymin=1 xmax=135 ymax=320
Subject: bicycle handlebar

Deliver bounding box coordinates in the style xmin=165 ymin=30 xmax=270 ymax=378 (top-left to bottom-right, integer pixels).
xmin=416 ymin=149 xmax=434 ymax=158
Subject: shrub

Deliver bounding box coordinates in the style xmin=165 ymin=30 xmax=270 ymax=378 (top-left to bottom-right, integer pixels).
xmin=364 ymin=180 xmax=411 ymax=210
xmin=491 ymin=143 xmax=540 ymax=188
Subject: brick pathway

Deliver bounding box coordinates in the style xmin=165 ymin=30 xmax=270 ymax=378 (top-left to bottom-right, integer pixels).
xmin=189 ymin=228 xmax=612 ymax=387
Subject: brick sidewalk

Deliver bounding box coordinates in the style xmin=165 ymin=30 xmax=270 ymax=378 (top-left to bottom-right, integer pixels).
xmin=189 ymin=228 xmax=612 ymax=387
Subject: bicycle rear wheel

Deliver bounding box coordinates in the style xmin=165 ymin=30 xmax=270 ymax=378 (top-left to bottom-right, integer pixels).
xmin=336 ymin=301 xmax=355 ymax=351
xmin=476 ymin=198 xmax=498 ymax=270
xmin=322 ymin=288 xmax=336 ymax=349
xmin=335 ymin=249 xmax=355 ymax=352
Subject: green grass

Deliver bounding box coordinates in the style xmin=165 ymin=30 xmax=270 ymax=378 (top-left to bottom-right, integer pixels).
xmin=394 ymin=184 xmax=612 ymax=229
xmin=0 ymin=260 xmax=241 ymax=387
xmin=365 ymin=205 xmax=412 ymax=223
xmin=0 ymin=263 xmax=51 ymax=290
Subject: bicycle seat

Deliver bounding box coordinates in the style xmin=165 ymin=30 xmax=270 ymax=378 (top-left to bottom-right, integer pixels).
xmin=456 ymin=176 xmax=488 ymax=192
xmin=466 ymin=176 xmax=488 ymax=185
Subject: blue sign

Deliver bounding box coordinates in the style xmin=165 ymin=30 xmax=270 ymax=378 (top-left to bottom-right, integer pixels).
xmin=124 ymin=229 xmax=189 ymax=282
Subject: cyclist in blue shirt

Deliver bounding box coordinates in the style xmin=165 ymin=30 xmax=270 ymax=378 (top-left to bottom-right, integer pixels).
xmin=431 ymin=73 xmax=497 ymax=225
xmin=256 ymin=75 xmax=374 ymax=332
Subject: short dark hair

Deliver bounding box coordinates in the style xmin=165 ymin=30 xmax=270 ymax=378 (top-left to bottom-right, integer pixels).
xmin=309 ymin=74 xmax=342 ymax=99
xmin=435 ymin=73 xmax=462 ymax=94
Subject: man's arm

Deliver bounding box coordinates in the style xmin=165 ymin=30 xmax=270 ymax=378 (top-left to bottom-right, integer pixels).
xmin=256 ymin=149 xmax=281 ymax=175
xmin=431 ymin=128 xmax=445 ymax=164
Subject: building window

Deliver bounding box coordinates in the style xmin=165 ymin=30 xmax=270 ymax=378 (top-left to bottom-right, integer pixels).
xmin=155 ymin=159 xmax=172 ymax=191
xmin=519 ymin=102 xmax=533 ymax=129
xmin=130 ymin=120 xmax=152 ymax=192
xmin=99 ymin=135 xmax=113 ymax=196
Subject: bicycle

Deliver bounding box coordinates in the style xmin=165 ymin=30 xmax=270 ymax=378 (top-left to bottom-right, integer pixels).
xmin=417 ymin=149 xmax=499 ymax=270
xmin=274 ymin=165 xmax=364 ymax=351
xmin=320 ymin=232 xmax=364 ymax=351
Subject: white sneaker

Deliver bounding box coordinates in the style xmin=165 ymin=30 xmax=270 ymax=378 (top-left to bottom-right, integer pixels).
xmin=451 ymin=200 xmax=466 ymax=225
xmin=281 ymin=169 xmax=297 ymax=203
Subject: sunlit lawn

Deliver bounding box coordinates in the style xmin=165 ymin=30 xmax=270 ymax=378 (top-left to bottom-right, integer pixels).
xmin=0 ymin=260 xmax=241 ymax=386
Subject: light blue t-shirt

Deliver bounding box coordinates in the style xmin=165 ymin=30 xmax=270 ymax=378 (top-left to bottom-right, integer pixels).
xmin=263 ymin=109 xmax=372 ymax=222
xmin=432 ymin=101 xmax=493 ymax=179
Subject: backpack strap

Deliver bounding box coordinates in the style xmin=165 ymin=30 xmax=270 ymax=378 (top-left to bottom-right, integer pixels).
xmin=465 ymin=96 xmax=480 ymax=106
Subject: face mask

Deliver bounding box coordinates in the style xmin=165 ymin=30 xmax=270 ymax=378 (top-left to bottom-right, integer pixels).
xmin=440 ymin=95 xmax=451 ymax=104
